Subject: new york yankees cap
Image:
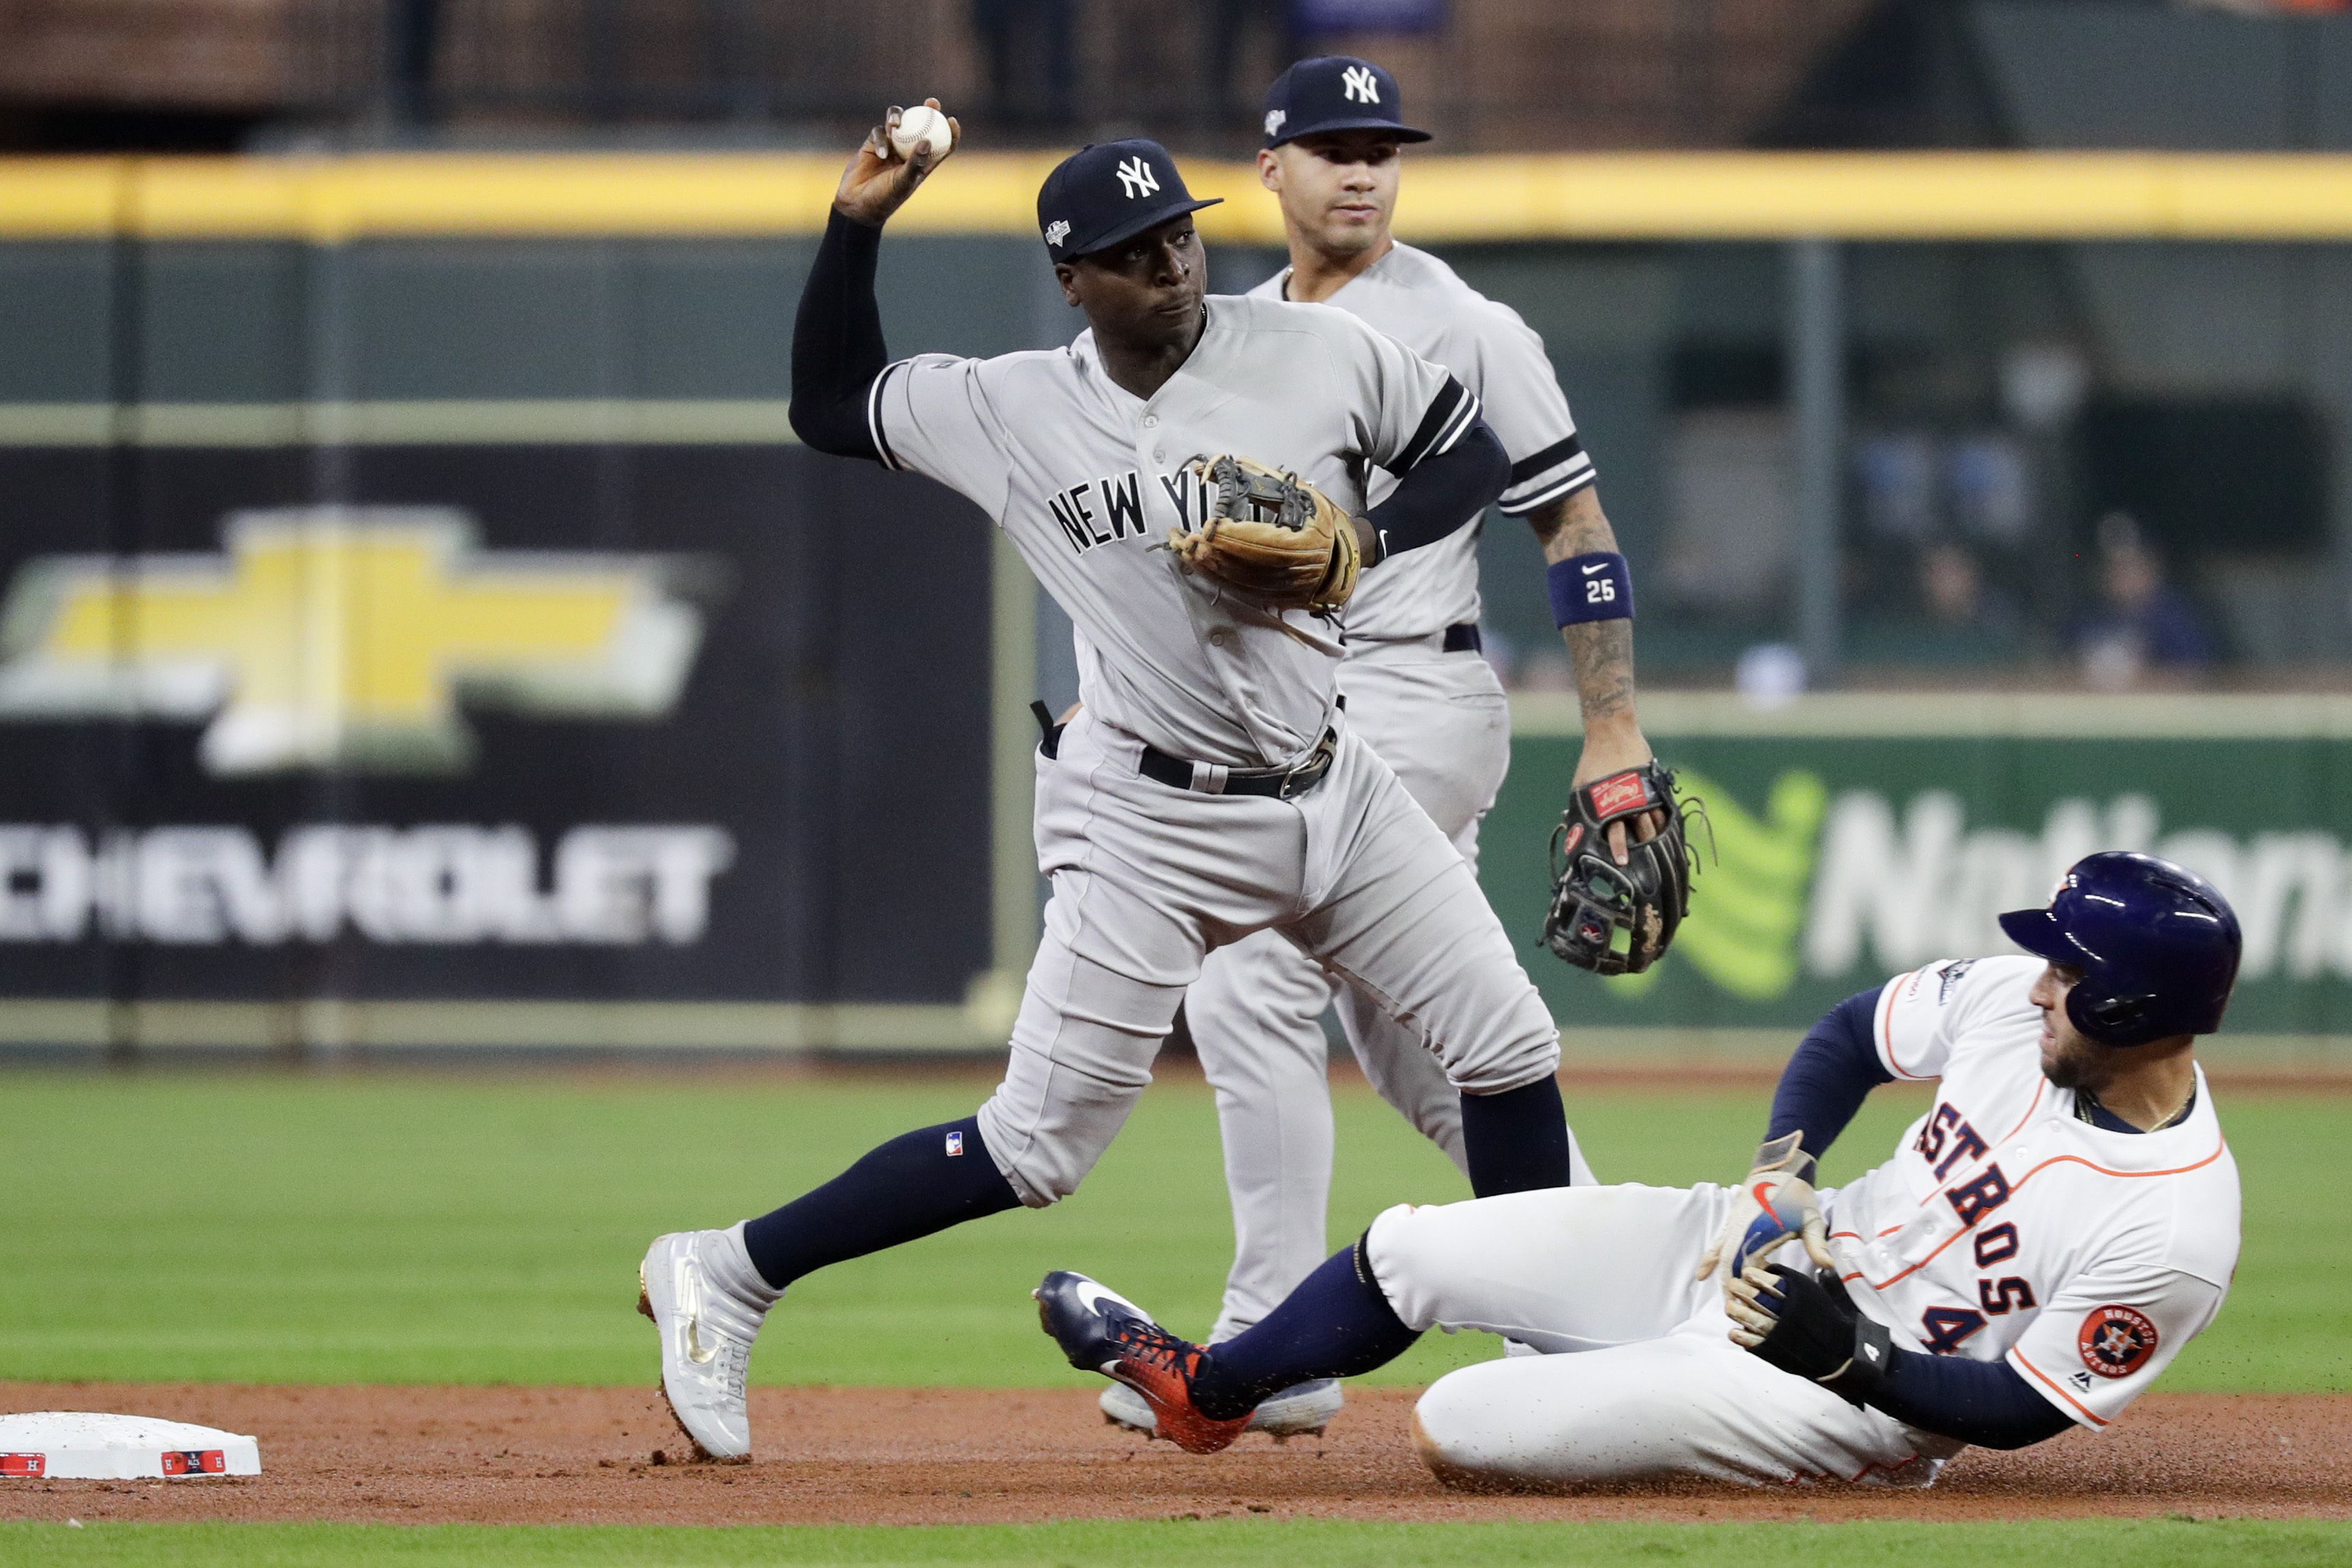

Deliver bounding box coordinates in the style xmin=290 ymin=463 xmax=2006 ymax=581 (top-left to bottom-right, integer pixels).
xmin=1036 ymin=139 xmax=1221 ymax=263
xmin=1260 ymin=56 xmax=1430 ymax=150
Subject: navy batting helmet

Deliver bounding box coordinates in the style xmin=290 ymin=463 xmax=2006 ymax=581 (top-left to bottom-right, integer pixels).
xmin=1998 ymin=851 xmax=2241 ymax=1048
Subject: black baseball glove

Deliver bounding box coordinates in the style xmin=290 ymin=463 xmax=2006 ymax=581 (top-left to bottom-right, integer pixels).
xmin=1541 ymin=762 xmax=1701 ymax=976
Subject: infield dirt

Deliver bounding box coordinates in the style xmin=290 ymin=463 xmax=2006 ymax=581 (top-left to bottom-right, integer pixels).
xmin=0 ymin=1384 xmax=2344 ymax=1526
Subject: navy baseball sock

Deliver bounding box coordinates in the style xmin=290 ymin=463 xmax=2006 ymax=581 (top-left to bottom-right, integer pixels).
xmin=740 ymin=1115 xmax=1021 ymax=1291
xmin=1459 ymin=1074 xmax=1574 ymax=1196
xmin=1187 ymin=1234 xmax=1421 ymax=1422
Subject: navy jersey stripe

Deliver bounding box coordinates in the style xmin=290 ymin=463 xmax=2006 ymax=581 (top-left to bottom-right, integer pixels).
xmin=1507 ymin=432 xmax=1585 ymax=488
xmin=866 ymin=360 xmax=909 ymax=471
xmin=1496 ymin=460 xmax=1596 ymax=516
xmin=1392 ymin=376 xmax=1471 ymax=473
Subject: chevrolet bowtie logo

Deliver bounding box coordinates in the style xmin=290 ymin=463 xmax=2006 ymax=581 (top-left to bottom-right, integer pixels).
xmin=0 ymin=507 xmax=706 ymax=775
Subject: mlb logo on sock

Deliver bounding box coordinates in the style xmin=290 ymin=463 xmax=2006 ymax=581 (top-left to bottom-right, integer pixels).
xmin=944 ymin=1130 xmax=964 ymax=1157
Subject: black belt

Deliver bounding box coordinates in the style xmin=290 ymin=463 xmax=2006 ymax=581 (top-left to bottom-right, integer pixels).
xmin=1032 ymin=701 xmax=1337 ymax=798
xmin=1443 ymin=622 xmax=1483 ymax=653
xmin=1140 ymin=729 xmax=1336 ymax=799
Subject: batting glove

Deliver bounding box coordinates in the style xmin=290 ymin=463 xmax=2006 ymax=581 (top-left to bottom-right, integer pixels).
xmin=1695 ymin=1132 xmax=1835 ymax=1294
xmin=1725 ymin=1262 xmax=1894 ymax=1407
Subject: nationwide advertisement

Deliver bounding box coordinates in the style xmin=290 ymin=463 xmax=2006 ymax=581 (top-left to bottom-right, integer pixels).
xmin=1490 ymin=721 xmax=2352 ymax=1039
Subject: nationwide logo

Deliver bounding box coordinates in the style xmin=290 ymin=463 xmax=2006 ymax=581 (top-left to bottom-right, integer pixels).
xmin=1605 ymin=767 xmax=1828 ymax=1003
xmin=0 ymin=507 xmax=708 ymax=776
xmin=1585 ymin=771 xmax=2335 ymax=1003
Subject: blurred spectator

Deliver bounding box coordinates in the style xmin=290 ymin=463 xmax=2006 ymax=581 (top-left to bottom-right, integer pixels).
xmin=1847 ymin=538 xmax=2024 ymax=666
xmin=2073 ymin=512 xmax=2215 ymax=688
xmin=971 ymin=0 xmax=1075 ymax=129
xmin=1920 ymin=540 xmax=2024 ymax=641
xmin=1921 ymin=541 xmax=1979 ymax=624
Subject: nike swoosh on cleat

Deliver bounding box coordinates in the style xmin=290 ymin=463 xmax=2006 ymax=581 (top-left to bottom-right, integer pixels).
xmin=1072 ymin=1277 xmax=1145 ymax=1321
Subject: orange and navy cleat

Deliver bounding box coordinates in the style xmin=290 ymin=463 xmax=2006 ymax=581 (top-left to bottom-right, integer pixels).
xmin=1033 ymin=1270 xmax=1250 ymax=1454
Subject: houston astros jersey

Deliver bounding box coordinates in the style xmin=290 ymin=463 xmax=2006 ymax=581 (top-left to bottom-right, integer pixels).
xmin=1248 ymin=243 xmax=1591 ymax=642
xmin=868 ymin=293 xmax=1477 ymax=769
xmin=1821 ymin=956 xmax=2238 ymax=1431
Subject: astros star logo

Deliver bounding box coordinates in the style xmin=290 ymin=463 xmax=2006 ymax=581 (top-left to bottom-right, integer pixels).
xmin=2076 ymin=1304 xmax=2158 ymax=1379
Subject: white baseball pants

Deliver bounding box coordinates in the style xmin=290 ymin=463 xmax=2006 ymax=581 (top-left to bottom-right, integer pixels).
xmin=1187 ymin=645 xmax=1591 ymax=1339
xmin=973 ymin=705 xmax=1565 ymax=1209
xmin=1371 ymin=1184 xmax=1947 ymax=1489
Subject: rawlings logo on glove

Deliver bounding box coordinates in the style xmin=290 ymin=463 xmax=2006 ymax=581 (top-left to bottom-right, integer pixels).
xmin=1541 ymin=762 xmax=1702 ymax=975
xmin=1164 ymin=453 xmax=1361 ymax=615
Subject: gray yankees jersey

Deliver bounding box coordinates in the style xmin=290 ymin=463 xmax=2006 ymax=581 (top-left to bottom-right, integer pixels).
xmin=869 ymin=293 xmax=1478 ymax=769
xmin=1250 ymin=243 xmax=1592 ymax=643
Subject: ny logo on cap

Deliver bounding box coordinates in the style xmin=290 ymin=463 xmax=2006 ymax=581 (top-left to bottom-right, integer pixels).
xmin=1115 ymin=157 xmax=1160 ymax=199
xmin=1342 ymin=66 xmax=1379 ymax=104
xmin=1044 ymin=220 xmax=1071 ymax=247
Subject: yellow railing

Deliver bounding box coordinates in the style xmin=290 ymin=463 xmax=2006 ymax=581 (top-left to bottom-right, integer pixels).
xmin=7 ymin=151 xmax=2352 ymax=242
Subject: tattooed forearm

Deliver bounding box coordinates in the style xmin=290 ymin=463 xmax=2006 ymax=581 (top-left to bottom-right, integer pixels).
xmin=1524 ymin=485 xmax=1615 ymax=564
xmin=1526 ymin=486 xmax=1639 ymax=728
xmin=1566 ymin=619 xmax=1637 ymax=723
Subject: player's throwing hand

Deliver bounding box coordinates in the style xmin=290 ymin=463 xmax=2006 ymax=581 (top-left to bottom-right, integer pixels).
xmin=834 ymin=98 xmax=960 ymax=228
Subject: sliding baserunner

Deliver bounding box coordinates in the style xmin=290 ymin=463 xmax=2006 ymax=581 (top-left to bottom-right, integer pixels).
xmin=1040 ymin=852 xmax=2241 ymax=1485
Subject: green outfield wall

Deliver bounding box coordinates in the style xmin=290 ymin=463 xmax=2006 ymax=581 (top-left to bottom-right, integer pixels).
xmin=1494 ymin=693 xmax=2352 ymax=1048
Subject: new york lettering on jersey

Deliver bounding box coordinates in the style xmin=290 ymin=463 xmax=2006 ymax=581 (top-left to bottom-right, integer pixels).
xmin=1044 ymin=466 xmax=1215 ymax=555
xmin=1249 ymin=242 xmax=1593 ymax=643
xmin=866 ymin=293 xmax=1464 ymax=769
xmin=1821 ymin=955 xmax=2240 ymax=1429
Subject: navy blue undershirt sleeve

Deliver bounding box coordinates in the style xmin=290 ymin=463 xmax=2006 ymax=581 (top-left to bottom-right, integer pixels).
xmin=1365 ymin=421 xmax=1508 ymax=560
xmin=1870 ymin=1348 xmax=2077 ymax=1449
xmin=1766 ymin=985 xmax=1892 ymax=1177
xmin=788 ymin=209 xmax=888 ymax=461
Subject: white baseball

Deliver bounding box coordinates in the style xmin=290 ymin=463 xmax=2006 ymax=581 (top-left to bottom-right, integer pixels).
xmin=890 ymin=105 xmax=951 ymax=161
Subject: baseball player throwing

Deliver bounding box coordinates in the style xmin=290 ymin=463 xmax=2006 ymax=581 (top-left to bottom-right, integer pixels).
xmin=1100 ymin=55 xmax=1674 ymax=1444
xmin=1041 ymin=851 xmax=2242 ymax=1484
xmin=637 ymin=103 xmax=1594 ymax=1460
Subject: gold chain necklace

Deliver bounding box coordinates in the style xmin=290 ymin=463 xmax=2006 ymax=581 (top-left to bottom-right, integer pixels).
xmin=2076 ymin=1085 xmax=2195 ymax=1132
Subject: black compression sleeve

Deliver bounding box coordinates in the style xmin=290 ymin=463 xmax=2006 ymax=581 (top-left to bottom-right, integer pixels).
xmin=789 ymin=209 xmax=888 ymax=460
xmin=1868 ymin=1351 xmax=2076 ymax=1449
xmin=1765 ymin=987 xmax=1892 ymax=1177
xmin=1365 ymin=421 xmax=1507 ymax=560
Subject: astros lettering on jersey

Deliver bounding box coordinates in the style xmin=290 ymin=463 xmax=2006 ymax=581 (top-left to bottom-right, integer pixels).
xmin=1833 ymin=955 xmax=2238 ymax=1428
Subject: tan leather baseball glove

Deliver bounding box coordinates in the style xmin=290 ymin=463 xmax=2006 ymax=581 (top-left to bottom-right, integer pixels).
xmin=1165 ymin=453 xmax=1361 ymax=615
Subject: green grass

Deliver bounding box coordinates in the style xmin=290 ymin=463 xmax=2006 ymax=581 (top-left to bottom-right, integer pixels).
xmin=0 ymin=1069 xmax=2341 ymax=1392
xmin=8 ymin=1519 xmax=2352 ymax=1568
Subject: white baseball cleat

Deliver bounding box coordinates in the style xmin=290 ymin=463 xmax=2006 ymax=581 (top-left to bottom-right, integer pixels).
xmin=1098 ymin=1375 xmax=1343 ymax=1440
xmin=637 ymin=1229 xmax=773 ymax=1462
